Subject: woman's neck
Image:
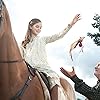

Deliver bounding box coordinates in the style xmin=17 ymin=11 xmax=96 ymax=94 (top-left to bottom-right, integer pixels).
xmin=32 ymin=33 xmax=37 ymax=38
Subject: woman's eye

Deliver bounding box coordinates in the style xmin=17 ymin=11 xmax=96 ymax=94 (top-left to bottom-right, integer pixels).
xmin=35 ymin=25 xmax=39 ymax=28
xmin=97 ymin=64 xmax=100 ymax=68
xmin=98 ymin=64 xmax=100 ymax=66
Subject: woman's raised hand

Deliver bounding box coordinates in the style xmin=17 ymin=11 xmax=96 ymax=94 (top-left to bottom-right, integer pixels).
xmin=70 ymin=14 xmax=81 ymax=26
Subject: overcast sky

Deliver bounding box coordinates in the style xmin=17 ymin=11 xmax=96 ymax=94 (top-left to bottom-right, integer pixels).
xmin=4 ymin=0 xmax=100 ymax=99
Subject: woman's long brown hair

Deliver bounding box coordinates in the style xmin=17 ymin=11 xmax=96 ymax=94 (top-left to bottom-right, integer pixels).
xmin=22 ymin=18 xmax=41 ymax=48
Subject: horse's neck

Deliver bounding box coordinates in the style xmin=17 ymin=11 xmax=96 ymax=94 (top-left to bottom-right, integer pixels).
xmin=0 ymin=61 xmax=28 ymax=99
xmin=0 ymin=2 xmax=30 ymax=99
xmin=0 ymin=33 xmax=28 ymax=96
xmin=9 ymin=62 xmax=28 ymax=85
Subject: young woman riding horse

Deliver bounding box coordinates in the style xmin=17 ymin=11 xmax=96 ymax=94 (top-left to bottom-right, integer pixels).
xmin=0 ymin=0 xmax=77 ymax=100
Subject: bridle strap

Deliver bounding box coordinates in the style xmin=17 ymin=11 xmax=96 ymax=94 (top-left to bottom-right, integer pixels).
xmin=11 ymin=61 xmax=36 ymax=100
xmin=25 ymin=61 xmax=36 ymax=77
xmin=11 ymin=75 xmax=33 ymax=100
xmin=0 ymin=59 xmax=24 ymax=63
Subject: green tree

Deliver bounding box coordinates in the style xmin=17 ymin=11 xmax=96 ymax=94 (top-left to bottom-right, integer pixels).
xmin=87 ymin=14 xmax=100 ymax=46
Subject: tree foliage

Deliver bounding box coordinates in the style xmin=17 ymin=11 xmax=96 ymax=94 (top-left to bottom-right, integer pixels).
xmin=87 ymin=14 xmax=100 ymax=46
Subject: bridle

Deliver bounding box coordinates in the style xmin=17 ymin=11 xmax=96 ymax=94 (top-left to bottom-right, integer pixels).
xmin=0 ymin=59 xmax=36 ymax=100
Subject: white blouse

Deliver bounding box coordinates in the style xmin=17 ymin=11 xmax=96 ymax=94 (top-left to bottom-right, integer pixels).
xmin=20 ymin=25 xmax=71 ymax=88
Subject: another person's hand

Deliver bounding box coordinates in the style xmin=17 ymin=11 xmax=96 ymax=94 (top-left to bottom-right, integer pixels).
xmin=60 ymin=67 xmax=76 ymax=78
xmin=70 ymin=14 xmax=81 ymax=26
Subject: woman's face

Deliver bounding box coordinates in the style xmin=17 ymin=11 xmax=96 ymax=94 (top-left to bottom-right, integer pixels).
xmin=30 ymin=22 xmax=42 ymax=36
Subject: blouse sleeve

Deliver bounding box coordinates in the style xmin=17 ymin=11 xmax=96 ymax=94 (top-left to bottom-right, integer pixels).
xmin=44 ymin=24 xmax=72 ymax=43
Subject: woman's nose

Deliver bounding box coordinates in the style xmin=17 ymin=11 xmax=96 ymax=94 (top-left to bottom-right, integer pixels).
xmin=37 ymin=28 xmax=41 ymax=31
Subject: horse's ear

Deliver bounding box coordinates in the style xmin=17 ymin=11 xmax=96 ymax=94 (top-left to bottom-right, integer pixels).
xmin=0 ymin=0 xmax=4 ymax=11
xmin=0 ymin=0 xmax=4 ymax=25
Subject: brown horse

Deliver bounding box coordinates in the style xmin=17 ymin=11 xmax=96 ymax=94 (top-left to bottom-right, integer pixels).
xmin=0 ymin=0 xmax=76 ymax=100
